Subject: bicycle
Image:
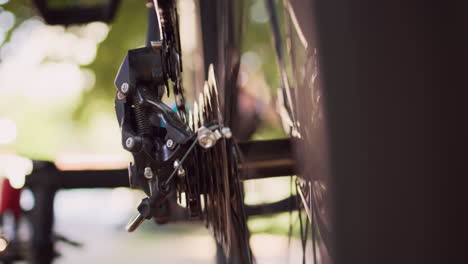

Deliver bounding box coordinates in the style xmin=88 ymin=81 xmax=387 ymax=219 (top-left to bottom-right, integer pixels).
xmin=0 ymin=0 xmax=448 ymax=264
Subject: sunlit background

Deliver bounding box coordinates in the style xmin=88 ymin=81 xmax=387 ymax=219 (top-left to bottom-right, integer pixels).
xmin=0 ymin=0 xmax=310 ymax=263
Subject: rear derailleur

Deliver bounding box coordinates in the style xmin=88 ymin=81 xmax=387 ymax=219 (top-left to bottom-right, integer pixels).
xmin=114 ymin=45 xmax=231 ymax=232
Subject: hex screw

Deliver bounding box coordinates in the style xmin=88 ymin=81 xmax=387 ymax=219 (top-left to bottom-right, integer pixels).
xmin=121 ymin=82 xmax=129 ymax=94
xmin=144 ymin=167 xmax=153 ymax=179
xmin=173 ymin=159 xmax=185 ymax=178
xmin=177 ymin=167 xmax=186 ymax=178
xmin=125 ymin=137 xmax=135 ymax=149
xmin=117 ymin=91 xmax=126 ymax=100
xmin=166 ymin=139 xmax=175 ymax=149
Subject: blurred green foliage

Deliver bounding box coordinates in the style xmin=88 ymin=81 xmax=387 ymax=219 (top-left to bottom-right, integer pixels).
xmin=3 ymin=0 xmax=148 ymax=123
xmin=3 ymin=0 xmax=281 ymax=125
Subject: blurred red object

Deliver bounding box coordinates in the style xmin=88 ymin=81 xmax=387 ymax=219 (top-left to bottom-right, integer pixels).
xmin=0 ymin=179 xmax=22 ymax=220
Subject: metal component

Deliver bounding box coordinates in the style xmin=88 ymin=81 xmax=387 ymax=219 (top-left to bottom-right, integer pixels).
xmin=177 ymin=167 xmax=185 ymax=178
xmin=117 ymin=91 xmax=126 ymax=100
xmin=126 ymin=213 xmax=145 ymax=232
xmin=26 ymin=161 xmax=129 ymax=190
xmin=197 ymin=126 xmax=217 ymax=149
xmin=120 ymin=82 xmax=129 ymax=93
xmin=163 ymin=139 xmax=198 ymax=187
xmin=148 ymin=181 xmax=153 ymax=196
xmin=213 ymin=129 xmax=223 ymax=140
xmin=144 ymin=167 xmax=153 ymax=179
xmin=134 ymin=101 xmax=151 ymax=136
xmin=166 ymin=139 xmax=175 ymax=149
xmin=20 ymin=160 xmax=129 ymax=263
xmin=125 ymin=137 xmax=135 ymax=149
xmin=237 ymin=139 xmax=295 ymax=181
xmin=112 ymin=2 xmax=247 ymax=261
xmin=173 ymin=159 xmax=181 ymax=168
xmin=151 ymin=40 xmax=163 ymax=49
xmin=0 ymin=236 xmax=8 ymax=252
xmin=128 ymin=163 xmax=134 ymax=187
xmin=296 ymin=182 xmax=313 ymax=224
xmin=145 ymin=98 xmax=193 ymax=144
xmin=221 ymin=127 xmax=232 ymax=138
xmin=32 ymin=0 xmax=121 ymax=25
xmin=173 ymin=159 xmax=185 ymax=177
xmin=152 ymin=0 xmax=164 ymax=42
xmin=245 ymin=195 xmax=298 ymax=216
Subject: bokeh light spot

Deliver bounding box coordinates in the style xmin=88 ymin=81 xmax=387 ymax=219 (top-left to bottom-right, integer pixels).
xmin=0 ymin=118 xmax=16 ymax=144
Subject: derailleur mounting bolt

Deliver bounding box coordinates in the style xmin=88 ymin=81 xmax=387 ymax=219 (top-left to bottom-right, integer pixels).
xmin=117 ymin=91 xmax=126 ymax=100
xmin=166 ymin=139 xmax=175 ymax=149
xmin=144 ymin=167 xmax=153 ymax=179
xmin=121 ymin=82 xmax=129 ymax=94
xmin=125 ymin=137 xmax=135 ymax=149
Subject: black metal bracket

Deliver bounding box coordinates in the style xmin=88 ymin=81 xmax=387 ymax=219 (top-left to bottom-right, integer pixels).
xmin=32 ymin=0 xmax=122 ymax=25
xmin=238 ymin=139 xmax=295 ymax=180
xmin=114 ymin=45 xmax=194 ymax=197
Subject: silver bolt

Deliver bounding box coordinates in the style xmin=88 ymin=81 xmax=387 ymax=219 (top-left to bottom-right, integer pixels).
xmin=177 ymin=167 xmax=186 ymax=178
xmin=125 ymin=137 xmax=135 ymax=149
xmin=166 ymin=139 xmax=175 ymax=149
xmin=121 ymin=82 xmax=129 ymax=93
xmin=151 ymin=41 xmax=163 ymax=49
xmin=199 ymin=135 xmax=216 ymax=148
xmin=173 ymin=159 xmax=185 ymax=178
xmin=197 ymin=127 xmax=217 ymax=149
xmin=221 ymin=127 xmax=232 ymax=138
xmin=117 ymin=91 xmax=126 ymax=100
xmin=144 ymin=167 xmax=153 ymax=179
xmin=213 ymin=130 xmax=223 ymax=140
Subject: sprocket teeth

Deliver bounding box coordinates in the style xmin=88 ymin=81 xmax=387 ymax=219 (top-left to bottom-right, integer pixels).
xmin=208 ymin=64 xmax=218 ymax=97
xmin=198 ymin=92 xmax=205 ymax=125
xmin=188 ymin=109 xmax=194 ymax=130
xmin=204 ymin=81 xmax=212 ymax=113
xmin=181 ymin=64 xmax=249 ymax=259
xmin=192 ymin=101 xmax=199 ymax=130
